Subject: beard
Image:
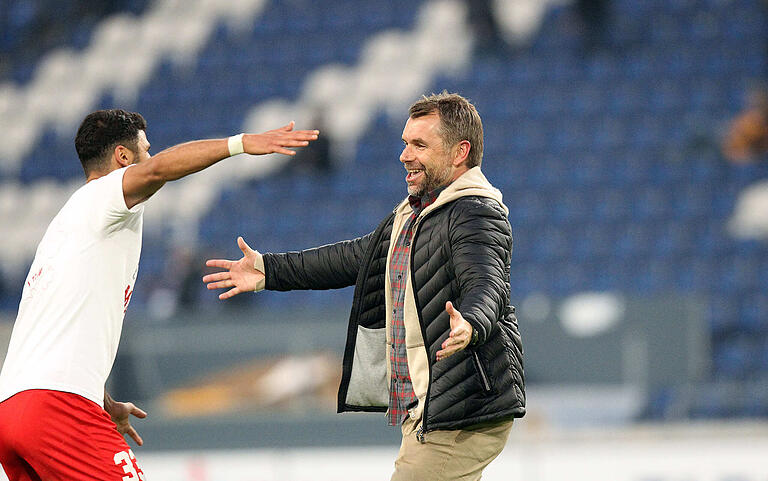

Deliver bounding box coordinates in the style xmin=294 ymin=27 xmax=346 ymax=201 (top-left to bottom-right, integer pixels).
xmin=408 ymin=161 xmax=453 ymax=197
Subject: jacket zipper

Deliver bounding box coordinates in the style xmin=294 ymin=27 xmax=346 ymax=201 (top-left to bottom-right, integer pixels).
xmin=409 ymin=213 xmax=437 ymax=444
xmin=472 ymin=351 xmax=492 ymax=393
xmin=407 ymin=203 xmax=451 ymax=443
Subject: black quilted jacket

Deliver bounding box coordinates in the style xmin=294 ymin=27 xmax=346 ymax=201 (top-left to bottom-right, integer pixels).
xmin=262 ymin=195 xmax=525 ymax=433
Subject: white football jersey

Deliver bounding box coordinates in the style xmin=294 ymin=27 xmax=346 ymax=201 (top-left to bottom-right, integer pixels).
xmin=0 ymin=166 xmax=144 ymax=407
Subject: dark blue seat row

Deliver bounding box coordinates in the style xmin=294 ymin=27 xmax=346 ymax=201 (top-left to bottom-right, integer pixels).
xmin=0 ymin=0 xmax=151 ymax=84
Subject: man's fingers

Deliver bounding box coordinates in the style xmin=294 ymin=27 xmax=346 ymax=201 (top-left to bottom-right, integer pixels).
xmin=276 ymin=120 xmax=295 ymax=132
xmin=267 ymin=120 xmax=294 ymax=132
xmin=445 ymin=301 xmax=456 ymax=316
xmin=127 ymin=427 xmax=143 ymax=446
xmin=130 ymin=405 xmax=148 ymax=419
xmin=280 ymin=140 xmax=311 ymax=147
xmin=274 ymin=147 xmax=297 ymax=156
xmin=207 ymin=280 xmax=234 ymax=290
xmin=449 ymin=325 xmax=468 ymax=338
xmin=237 ymin=236 xmax=253 ymax=255
xmin=219 ymin=287 xmax=241 ymax=300
xmin=206 ymin=259 xmax=233 ymax=269
xmin=437 ymin=330 xmax=470 ymax=360
xmin=438 ymin=303 xmax=470 ymax=363
xmin=282 ymin=130 xmax=319 ymax=140
xmin=436 ymin=346 xmax=458 ymax=362
xmin=202 ymin=272 xmax=230 ymax=283
xmin=442 ymin=333 xmax=466 ymax=348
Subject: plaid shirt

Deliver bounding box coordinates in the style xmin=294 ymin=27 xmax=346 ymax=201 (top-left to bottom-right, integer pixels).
xmin=388 ymin=187 xmax=443 ymax=425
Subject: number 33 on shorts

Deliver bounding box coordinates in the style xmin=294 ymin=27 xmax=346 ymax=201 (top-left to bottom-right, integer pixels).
xmin=114 ymin=449 xmax=145 ymax=481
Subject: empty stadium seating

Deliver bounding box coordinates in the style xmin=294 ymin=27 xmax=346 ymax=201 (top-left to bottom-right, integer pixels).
xmin=1 ymin=0 xmax=768 ymax=420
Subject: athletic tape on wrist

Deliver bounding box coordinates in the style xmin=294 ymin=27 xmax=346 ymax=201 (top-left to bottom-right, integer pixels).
xmin=227 ymin=133 xmax=245 ymax=156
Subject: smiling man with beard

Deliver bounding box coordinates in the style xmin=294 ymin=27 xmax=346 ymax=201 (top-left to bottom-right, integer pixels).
xmin=204 ymin=92 xmax=525 ymax=481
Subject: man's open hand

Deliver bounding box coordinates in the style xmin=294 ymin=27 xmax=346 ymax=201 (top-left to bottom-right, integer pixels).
xmin=244 ymin=121 xmax=319 ymax=156
xmin=105 ymin=397 xmax=147 ymax=446
xmin=436 ymin=301 xmax=474 ymax=362
xmin=203 ymin=236 xmax=265 ymax=299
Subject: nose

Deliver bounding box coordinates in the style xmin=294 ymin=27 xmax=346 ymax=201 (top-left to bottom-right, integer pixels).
xmin=400 ymin=145 xmax=412 ymax=163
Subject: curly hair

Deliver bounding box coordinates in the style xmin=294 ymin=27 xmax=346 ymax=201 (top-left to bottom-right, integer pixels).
xmin=74 ymin=109 xmax=147 ymax=175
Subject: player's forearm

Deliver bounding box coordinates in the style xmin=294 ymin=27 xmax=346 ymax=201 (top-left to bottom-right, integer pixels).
xmin=122 ymin=125 xmax=315 ymax=208
xmin=148 ymin=138 xmax=230 ymax=182
xmin=122 ymin=138 xmax=232 ymax=208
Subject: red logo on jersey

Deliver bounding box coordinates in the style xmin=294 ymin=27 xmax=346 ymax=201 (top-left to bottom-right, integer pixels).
xmin=27 ymin=268 xmax=43 ymax=287
xmin=124 ymin=285 xmax=133 ymax=313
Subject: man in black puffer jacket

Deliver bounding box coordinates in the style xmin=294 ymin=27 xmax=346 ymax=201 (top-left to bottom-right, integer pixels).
xmin=205 ymin=92 xmax=525 ymax=481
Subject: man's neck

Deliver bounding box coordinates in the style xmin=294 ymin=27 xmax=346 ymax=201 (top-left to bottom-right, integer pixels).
xmin=86 ymin=162 xmax=124 ymax=183
xmin=86 ymin=172 xmax=105 ymax=183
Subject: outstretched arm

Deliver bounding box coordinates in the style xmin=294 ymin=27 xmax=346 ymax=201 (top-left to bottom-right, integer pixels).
xmin=104 ymin=392 xmax=147 ymax=446
xmin=204 ymin=231 xmax=373 ymax=299
xmin=123 ymin=122 xmax=319 ymax=208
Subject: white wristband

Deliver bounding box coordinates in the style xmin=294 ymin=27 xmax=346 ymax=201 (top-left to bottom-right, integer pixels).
xmin=227 ymin=133 xmax=245 ymax=156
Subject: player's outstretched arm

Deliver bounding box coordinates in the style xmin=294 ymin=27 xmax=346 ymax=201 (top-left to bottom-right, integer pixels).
xmin=123 ymin=121 xmax=319 ymax=208
xmin=203 ymin=236 xmax=265 ymax=300
xmin=104 ymin=392 xmax=147 ymax=446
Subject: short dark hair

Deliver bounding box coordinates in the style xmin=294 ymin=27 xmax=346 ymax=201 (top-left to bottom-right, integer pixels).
xmin=408 ymin=91 xmax=484 ymax=168
xmin=74 ymin=109 xmax=147 ymax=175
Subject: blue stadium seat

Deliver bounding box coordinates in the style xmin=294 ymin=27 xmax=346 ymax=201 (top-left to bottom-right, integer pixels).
xmin=712 ymin=337 xmax=757 ymax=379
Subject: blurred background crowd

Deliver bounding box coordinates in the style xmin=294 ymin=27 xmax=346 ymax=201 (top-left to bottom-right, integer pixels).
xmin=1 ymin=0 xmax=768 ymax=476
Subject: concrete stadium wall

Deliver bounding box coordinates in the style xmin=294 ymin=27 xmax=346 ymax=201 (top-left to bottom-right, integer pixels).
xmin=2 ymin=422 xmax=765 ymax=480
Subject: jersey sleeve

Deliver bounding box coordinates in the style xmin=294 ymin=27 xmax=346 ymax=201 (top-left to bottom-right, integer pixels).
xmin=89 ymin=166 xmax=145 ymax=235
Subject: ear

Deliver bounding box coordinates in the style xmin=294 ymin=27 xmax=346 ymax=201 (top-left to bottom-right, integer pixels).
xmin=453 ymin=140 xmax=471 ymax=167
xmin=113 ymin=145 xmax=134 ymax=168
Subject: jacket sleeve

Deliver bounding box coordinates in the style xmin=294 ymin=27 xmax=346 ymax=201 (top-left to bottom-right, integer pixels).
xmin=449 ymin=199 xmax=513 ymax=345
xmin=262 ymin=232 xmax=373 ymax=291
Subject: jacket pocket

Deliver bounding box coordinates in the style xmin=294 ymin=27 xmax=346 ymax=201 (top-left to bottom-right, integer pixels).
xmin=347 ymin=326 xmax=388 ymax=406
xmin=471 ymin=350 xmax=493 ymax=393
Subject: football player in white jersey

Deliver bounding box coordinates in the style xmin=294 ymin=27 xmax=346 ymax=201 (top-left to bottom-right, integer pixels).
xmin=0 ymin=109 xmax=318 ymax=481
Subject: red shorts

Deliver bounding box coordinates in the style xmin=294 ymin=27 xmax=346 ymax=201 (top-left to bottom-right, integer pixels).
xmin=0 ymin=389 xmax=145 ymax=481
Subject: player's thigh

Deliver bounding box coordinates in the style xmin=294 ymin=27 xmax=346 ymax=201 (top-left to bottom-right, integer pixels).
xmin=0 ymin=397 xmax=40 ymax=481
xmin=0 ymin=394 xmax=42 ymax=481
xmin=14 ymin=390 xmax=146 ymax=481
xmin=0 ymin=452 xmax=43 ymax=481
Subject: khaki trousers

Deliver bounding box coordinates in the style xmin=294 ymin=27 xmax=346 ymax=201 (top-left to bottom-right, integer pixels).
xmin=390 ymin=416 xmax=514 ymax=481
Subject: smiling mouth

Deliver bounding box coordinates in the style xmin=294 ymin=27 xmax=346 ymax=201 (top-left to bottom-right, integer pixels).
xmin=406 ymin=169 xmax=424 ymax=182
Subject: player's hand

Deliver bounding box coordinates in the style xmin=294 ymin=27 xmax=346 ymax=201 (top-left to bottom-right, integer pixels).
xmin=436 ymin=301 xmax=473 ymax=362
xmin=244 ymin=121 xmax=320 ymax=156
xmin=106 ymin=399 xmax=147 ymax=446
xmin=204 ymin=236 xmax=265 ymax=299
